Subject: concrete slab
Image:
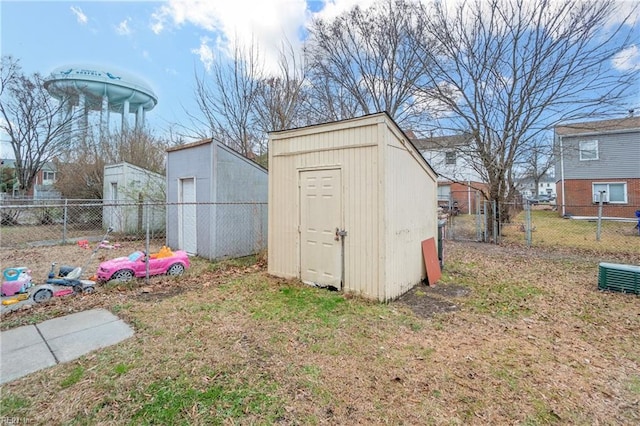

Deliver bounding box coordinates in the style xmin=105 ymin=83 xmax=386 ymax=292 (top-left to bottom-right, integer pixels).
xmin=0 ymin=309 xmax=134 ymax=385
xmin=46 ymin=320 xmax=134 ymax=363
xmin=37 ymin=309 xmax=120 ymax=340
xmin=0 ymin=325 xmax=57 ymax=385
xmin=0 ymin=324 xmax=43 ymax=352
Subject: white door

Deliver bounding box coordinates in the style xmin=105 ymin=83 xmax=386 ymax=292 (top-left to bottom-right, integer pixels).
xmin=108 ymin=182 xmax=118 ymax=230
xmin=299 ymin=169 xmax=342 ymax=287
xmin=179 ymin=178 xmax=197 ymax=254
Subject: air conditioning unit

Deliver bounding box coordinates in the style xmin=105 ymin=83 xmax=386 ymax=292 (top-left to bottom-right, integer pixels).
xmin=598 ymin=262 xmax=640 ymax=295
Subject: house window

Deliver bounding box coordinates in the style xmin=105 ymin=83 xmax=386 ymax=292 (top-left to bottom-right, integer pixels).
xmin=437 ymin=184 xmax=451 ymax=200
xmin=43 ymin=171 xmax=56 ymax=181
xmin=592 ymin=182 xmax=627 ymax=203
xmin=579 ymin=140 xmax=598 ymax=161
xmin=445 ymin=151 xmax=456 ymax=165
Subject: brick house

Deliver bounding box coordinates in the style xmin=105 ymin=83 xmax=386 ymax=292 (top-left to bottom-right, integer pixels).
xmin=0 ymin=159 xmax=60 ymax=198
xmin=411 ymin=133 xmax=488 ymax=214
xmin=554 ymin=116 xmax=640 ymax=218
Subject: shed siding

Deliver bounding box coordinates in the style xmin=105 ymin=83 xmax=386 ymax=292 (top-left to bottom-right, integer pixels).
xmin=558 ymin=130 xmax=640 ymax=179
xmin=103 ymin=163 xmax=165 ymax=233
xmin=166 ymin=142 xmax=214 ymax=255
xmin=214 ymin=144 xmax=268 ymax=258
xmin=384 ymin=128 xmax=438 ymax=300
xmin=269 ymin=113 xmax=437 ymax=301
xmin=269 ymin=119 xmax=383 ymax=299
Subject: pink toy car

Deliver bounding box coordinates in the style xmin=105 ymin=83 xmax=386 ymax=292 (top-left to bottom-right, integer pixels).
xmin=95 ymin=246 xmax=190 ymax=282
xmin=2 ymin=267 xmax=33 ymax=297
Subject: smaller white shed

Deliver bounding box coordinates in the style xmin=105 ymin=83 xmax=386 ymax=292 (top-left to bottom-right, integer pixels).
xmin=103 ymin=162 xmax=165 ymax=233
xmin=166 ymin=139 xmax=268 ymax=260
xmin=268 ymin=112 xmax=438 ymax=302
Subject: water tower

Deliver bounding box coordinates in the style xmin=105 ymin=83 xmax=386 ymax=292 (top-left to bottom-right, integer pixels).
xmin=44 ymin=65 xmax=158 ymax=137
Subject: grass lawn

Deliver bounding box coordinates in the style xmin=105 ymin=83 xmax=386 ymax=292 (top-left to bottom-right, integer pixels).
xmin=451 ymin=208 xmax=640 ymax=255
xmin=511 ymin=210 xmax=640 ymax=254
xmin=1 ymin=242 xmax=639 ymax=424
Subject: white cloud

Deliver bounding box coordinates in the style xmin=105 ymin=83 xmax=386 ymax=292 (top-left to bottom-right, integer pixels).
xmin=612 ymin=45 xmax=640 ymax=71
xmin=70 ymin=6 xmax=88 ymax=25
xmin=116 ymin=18 xmax=132 ymax=36
xmin=150 ymin=0 xmax=308 ymax=73
xmin=191 ymin=37 xmax=216 ymax=72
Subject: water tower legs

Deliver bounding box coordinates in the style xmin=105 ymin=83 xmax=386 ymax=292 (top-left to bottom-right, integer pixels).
xmin=122 ymin=99 xmax=130 ymax=130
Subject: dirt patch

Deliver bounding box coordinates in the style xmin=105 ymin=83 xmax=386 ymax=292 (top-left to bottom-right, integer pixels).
xmin=395 ymin=282 xmax=470 ymax=318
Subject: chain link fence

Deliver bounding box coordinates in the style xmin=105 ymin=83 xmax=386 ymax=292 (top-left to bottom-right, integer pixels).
xmin=3 ymin=196 xmax=637 ymax=259
xmin=0 ymin=199 xmax=268 ymax=260
xmin=443 ymin=191 xmax=640 ymax=257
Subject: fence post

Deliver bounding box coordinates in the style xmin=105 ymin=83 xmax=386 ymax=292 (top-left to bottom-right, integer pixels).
xmin=596 ymin=190 xmax=605 ymax=241
xmin=475 ymin=191 xmax=482 ymax=241
xmin=483 ymin=200 xmax=489 ymax=243
xmin=525 ymin=202 xmax=532 ymax=247
xmin=63 ymin=198 xmax=68 ymax=244
xmin=145 ymin=202 xmax=150 ymax=284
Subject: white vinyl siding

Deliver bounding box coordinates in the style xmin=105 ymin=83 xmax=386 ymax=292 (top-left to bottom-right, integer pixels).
xmin=592 ymin=182 xmax=627 ymax=203
xmin=579 ymin=140 xmax=599 ymax=161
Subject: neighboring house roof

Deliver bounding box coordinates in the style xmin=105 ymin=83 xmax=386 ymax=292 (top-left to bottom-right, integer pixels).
xmin=411 ymin=133 xmax=474 ymax=151
xmin=555 ymin=116 xmax=640 ymax=136
xmin=0 ymin=159 xmax=57 ymax=171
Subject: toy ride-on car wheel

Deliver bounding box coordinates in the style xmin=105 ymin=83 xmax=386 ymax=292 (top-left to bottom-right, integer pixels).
xmin=82 ymin=286 xmax=95 ymax=294
xmin=166 ymin=263 xmax=185 ymax=276
xmin=111 ymin=269 xmax=134 ymax=282
xmin=33 ymin=288 xmax=53 ymax=303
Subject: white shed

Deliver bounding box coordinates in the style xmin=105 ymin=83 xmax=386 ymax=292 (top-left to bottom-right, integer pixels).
xmin=103 ymin=162 xmax=165 ymax=233
xmin=268 ymin=112 xmax=438 ymax=302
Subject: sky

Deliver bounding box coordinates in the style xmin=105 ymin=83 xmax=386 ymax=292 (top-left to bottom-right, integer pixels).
xmin=1 ymin=0 xmax=639 ymax=158
xmin=0 ymin=0 xmax=378 ymax=157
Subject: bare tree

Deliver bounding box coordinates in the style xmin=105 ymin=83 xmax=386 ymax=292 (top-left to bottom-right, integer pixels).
xmin=414 ymin=0 xmax=638 ymax=228
xmin=54 ymin=127 xmax=167 ymax=199
xmin=191 ymin=40 xmax=263 ymax=157
xmin=305 ymin=0 xmax=434 ymax=128
xmin=0 ymin=56 xmax=80 ymax=194
xmin=254 ymin=41 xmax=307 ymax=136
xmin=518 ymin=138 xmax=555 ymax=197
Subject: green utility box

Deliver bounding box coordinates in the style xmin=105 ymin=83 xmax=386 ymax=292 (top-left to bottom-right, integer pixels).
xmin=598 ymin=262 xmax=640 ymax=295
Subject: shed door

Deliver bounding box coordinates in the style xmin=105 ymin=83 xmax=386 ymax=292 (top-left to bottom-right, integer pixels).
xmin=299 ymin=169 xmax=342 ymax=287
xmin=107 ymin=182 xmax=118 ymax=230
xmin=179 ymin=178 xmax=197 ymax=255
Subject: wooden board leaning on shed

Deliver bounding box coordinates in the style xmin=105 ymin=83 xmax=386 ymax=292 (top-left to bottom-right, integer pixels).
xmin=422 ymin=238 xmax=441 ymax=286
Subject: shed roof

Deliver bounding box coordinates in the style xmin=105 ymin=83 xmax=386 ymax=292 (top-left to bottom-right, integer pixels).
xmin=167 ymin=138 xmax=268 ymax=173
xmin=555 ymin=116 xmax=640 ymax=136
xmin=270 ymin=112 xmax=437 ymax=176
xmin=104 ymin=161 xmax=164 ymax=178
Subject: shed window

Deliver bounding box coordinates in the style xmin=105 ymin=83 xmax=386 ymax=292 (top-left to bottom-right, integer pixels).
xmin=579 ymin=140 xmax=598 ymax=161
xmin=592 ymin=182 xmax=627 ymax=203
xmin=445 ymin=151 xmax=456 ymax=165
